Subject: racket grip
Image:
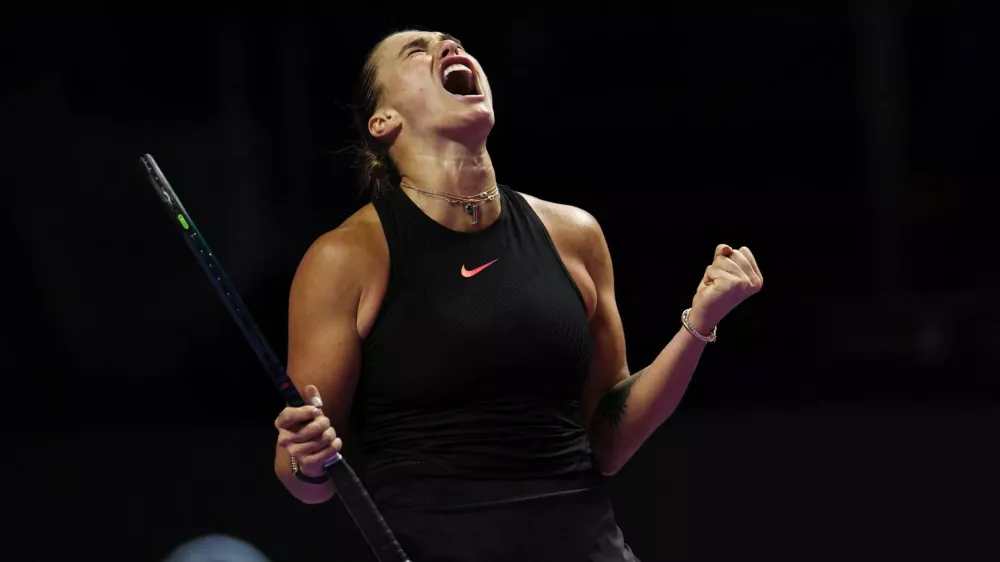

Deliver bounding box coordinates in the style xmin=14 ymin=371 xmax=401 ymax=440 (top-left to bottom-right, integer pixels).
xmin=326 ymin=458 xmax=411 ymax=562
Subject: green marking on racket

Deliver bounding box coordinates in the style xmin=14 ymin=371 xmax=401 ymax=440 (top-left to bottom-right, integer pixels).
xmin=138 ymin=153 xmax=411 ymax=562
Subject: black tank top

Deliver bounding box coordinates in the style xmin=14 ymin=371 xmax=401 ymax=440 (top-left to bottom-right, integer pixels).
xmin=354 ymin=184 xmax=602 ymax=493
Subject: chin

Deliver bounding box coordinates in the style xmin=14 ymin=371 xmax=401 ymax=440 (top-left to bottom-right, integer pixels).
xmin=440 ymin=107 xmax=495 ymax=144
xmin=470 ymin=105 xmax=496 ymax=130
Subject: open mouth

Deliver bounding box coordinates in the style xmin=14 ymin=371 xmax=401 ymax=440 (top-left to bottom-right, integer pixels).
xmin=441 ymin=62 xmax=480 ymax=97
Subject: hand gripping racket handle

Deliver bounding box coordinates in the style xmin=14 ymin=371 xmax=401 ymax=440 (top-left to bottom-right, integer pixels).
xmin=138 ymin=154 xmax=410 ymax=562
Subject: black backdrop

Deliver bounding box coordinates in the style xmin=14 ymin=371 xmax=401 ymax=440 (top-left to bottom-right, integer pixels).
xmin=3 ymin=9 xmax=999 ymax=561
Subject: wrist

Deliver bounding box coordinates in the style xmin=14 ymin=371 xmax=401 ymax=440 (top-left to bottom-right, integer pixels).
xmin=300 ymin=466 xmax=328 ymax=479
xmin=686 ymin=307 xmax=719 ymax=335
xmin=681 ymin=307 xmax=718 ymax=343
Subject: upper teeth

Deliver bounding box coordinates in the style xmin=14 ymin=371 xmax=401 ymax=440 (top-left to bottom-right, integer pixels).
xmin=444 ymin=63 xmax=473 ymax=78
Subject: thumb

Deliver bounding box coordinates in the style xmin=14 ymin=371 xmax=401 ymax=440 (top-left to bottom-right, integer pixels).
xmin=303 ymin=384 xmax=323 ymax=408
xmin=715 ymin=244 xmax=733 ymax=259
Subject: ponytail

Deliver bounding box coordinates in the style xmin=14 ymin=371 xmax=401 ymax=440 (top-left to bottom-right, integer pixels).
xmin=356 ymin=143 xmax=398 ymax=199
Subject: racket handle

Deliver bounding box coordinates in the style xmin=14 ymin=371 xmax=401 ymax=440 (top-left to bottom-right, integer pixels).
xmin=282 ymin=390 xmax=410 ymax=560
xmin=325 ymin=457 xmax=411 ymax=562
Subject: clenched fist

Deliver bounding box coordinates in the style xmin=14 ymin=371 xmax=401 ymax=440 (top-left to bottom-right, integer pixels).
xmin=274 ymin=384 xmax=343 ymax=478
xmin=689 ymin=244 xmax=763 ymax=333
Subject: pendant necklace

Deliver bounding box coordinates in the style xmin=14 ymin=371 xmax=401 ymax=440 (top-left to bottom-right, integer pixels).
xmin=399 ymin=182 xmax=499 ymax=225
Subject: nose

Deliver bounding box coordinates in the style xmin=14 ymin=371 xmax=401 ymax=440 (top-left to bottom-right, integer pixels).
xmin=437 ymin=39 xmax=461 ymax=59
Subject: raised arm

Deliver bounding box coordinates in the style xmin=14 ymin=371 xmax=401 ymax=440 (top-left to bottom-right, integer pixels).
xmin=527 ymin=197 xmax=763 ymax=476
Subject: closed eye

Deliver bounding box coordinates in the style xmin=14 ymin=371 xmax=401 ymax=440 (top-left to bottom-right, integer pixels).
xmin=399 ymin=33 xmax=463 ymax=60
xmin=399 ymin=38 xmax=430 ymax=59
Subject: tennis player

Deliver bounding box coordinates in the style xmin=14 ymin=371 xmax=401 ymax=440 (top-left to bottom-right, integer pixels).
xmin=272 ymin=29 xmax=763 ymax=561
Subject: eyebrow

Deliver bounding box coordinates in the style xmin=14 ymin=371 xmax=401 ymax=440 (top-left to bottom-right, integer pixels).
xmin=397 ymin=33 xmax=463 ymax=58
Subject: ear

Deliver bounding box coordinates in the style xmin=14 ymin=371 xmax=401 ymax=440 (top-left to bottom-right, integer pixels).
xmin=368 ymin=110 xmax=400 ymax=141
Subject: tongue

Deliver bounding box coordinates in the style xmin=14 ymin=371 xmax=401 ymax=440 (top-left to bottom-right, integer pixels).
xmin=444 ymin=68 xmax=475 ymax=96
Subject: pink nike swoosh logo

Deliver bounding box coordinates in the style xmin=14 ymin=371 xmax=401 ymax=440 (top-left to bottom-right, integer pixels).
xmin=461 ymin=258 xmax=499 ymax=278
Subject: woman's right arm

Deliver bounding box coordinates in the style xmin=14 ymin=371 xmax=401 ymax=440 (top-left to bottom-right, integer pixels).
xmin=274 ymin=226 xmax=369 ymax=504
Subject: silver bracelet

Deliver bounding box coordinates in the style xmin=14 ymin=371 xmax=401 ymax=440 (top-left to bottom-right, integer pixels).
xmin=681 ymin=308 xmax=717 ymax=343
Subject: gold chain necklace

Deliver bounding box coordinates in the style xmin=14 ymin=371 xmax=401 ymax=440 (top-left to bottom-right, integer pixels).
xmin=399 ymin=181 xmax=499 ymax=225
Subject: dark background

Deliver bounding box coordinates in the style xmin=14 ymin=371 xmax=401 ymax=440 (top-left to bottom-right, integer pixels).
xmin=4 ymin=8 xmax=999 ymax=561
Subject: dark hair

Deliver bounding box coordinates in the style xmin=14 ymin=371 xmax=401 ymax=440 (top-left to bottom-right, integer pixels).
xmin=352 ymin=37 xmax=400 ymax=199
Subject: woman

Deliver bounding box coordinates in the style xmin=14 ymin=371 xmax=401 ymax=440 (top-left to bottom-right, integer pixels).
xmin=272 ymin=30 xmax=762 ymax=561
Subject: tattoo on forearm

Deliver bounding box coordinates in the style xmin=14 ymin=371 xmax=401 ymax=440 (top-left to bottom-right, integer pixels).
xmin=596 ymin=370 xmax=645 ymax=428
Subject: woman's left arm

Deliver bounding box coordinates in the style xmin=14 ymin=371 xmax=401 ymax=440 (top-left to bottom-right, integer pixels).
xmin=578 ymin=215 xmax=764 ymax=476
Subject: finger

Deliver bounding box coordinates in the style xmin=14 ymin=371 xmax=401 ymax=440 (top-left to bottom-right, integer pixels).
xmin=277 ymin=427 xmax=294 ymax=448
xmin=702 ymin=264 xmax=741 ymax=287
xmin=714 ymin=244 xmax=733 ymax=260
xmin=287 ymin=428 xmax=336 ymax=457
xmin=303 ymin=384 xmax=323 ymax=408
xmin=285 ymin=416 xmax=333 ymax=445
xmin=274 ymin=404 xmax=322 ymax=430
xmin=727 ymin=250 xmax=761 ymax=287
xmin=738 ymin=246 xmax=763 ymax=284
xmin=713 ymin=255 xmax=747 ymax=279
xmin=299 ymin=438 xmax=343 ymax=467
xmin=277 ymin=417 xmax=332 ymax=448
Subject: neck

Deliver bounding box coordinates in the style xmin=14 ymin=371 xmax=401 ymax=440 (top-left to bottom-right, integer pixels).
xmin=394 ymin=138 xmax=500 ymax=232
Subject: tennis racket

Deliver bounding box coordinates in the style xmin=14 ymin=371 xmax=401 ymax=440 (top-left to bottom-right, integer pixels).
xmin=139 ymin=154 xmax=410 ymax=562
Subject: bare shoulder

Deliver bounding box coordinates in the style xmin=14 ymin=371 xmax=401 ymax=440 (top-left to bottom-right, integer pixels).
xmin=518 ymin=192 xmax=599 ymax=229
xmin=299 ymin=204 xmax=384 ymax=266
xmin=292 ymin=203 xmax=388 ymax=302
xmin=517 ymin=191 xmax=607 ymax=257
